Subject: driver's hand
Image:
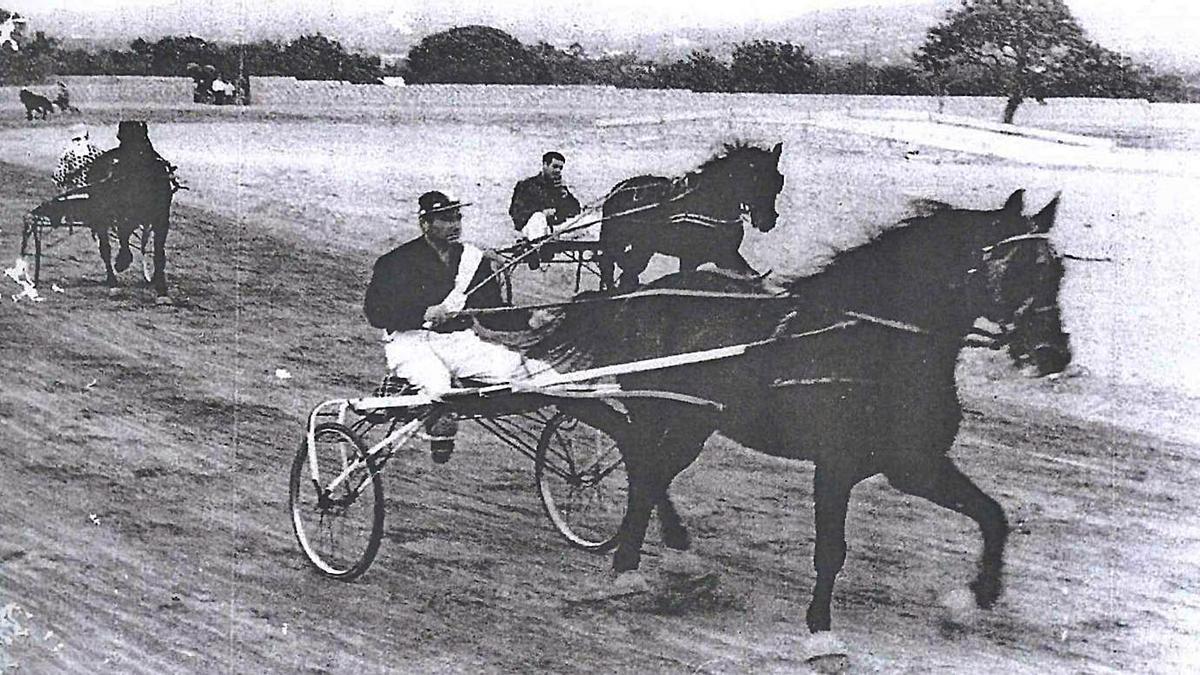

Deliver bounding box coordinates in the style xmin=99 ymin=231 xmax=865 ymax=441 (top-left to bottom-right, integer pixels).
xmin=423 ymin=304 xmax=453 ymax=326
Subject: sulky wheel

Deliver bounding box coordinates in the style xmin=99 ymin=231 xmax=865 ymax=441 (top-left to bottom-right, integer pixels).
xmin=19 ymin=214 xmax=42 ymax=285
xmin=139 ymin=224 xmax=154 ymax=284
xmin=535 ymin=411 xmax=627 ymax=552
xmin=289 ymin=422 xmax=385 ymax=580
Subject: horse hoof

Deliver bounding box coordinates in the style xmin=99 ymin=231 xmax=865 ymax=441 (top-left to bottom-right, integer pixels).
xmin=659 ymin=548 xmax=713 ymax=578
xmin=806 ymin=653 xmax=850 ymax=674
xmin=801 ymin=632 xmax=849 ymax=673
xmin=568 ymin=570 xmax=651 ymax=604
xmin=610 ymin=570 xmax=651 ymax=596
xmin=154 ymin=295 xmax=174 ymax=306
xmin=939 ymin=588 xmax=980 ymax=626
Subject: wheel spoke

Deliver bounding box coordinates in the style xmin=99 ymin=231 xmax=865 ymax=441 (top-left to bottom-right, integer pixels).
xmin=289 ymin=423 xmax=386 ymax=580
xmin=536 ymin=413 xmax=626 ymax=552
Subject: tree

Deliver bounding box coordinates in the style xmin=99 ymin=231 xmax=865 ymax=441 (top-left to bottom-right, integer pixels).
xmin=655 ymin=49 xmax=730 ymax=92
xmin=405 ymin=25 xmax=545 ymax=84
xmin=529 ymin=41 xmax=591 ymax=85
xmin=915 ymin=0 xmax=1127 ymax=123
xmin=131 ymin=35 xmax=217 ymax=76
xmin=282 ymin=33 xmax=381 ymax=83
xmin=730 ymin=40 xmax=816 ymax=93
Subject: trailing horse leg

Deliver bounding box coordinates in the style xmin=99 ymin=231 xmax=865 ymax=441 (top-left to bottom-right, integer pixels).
xmin=655 ymin=491 xmax=717 ymax=580
xmin=613 ymin=463 xmax=659 ymax=574
xmin=151 ymin=221 xmax=170 ymax=299
xmin=656 ymin=492 xmax=690 ymax=550
xmin=611 ymin=423 xmax=703 ymax=571
xmin=114 ymin=224 xmax=134 ymax=273
xmin=884 ymin=456 xmax=1009 ymax=610
xmin=95 ymin=229 xmax=118 ymax=289
xmin=616 ymin=246 xmax=653 ymax=292
xmin=598 ymin=253 xmax=616 ymax=292
xmin=806 ymin=464 xmax=858 ymax=634
xmin=654 ymin=432 xmax=706 ymax=553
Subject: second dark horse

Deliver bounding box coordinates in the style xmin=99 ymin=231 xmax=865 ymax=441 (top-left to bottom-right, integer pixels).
xmin=599 ymin=141 xmax=784 ymax=291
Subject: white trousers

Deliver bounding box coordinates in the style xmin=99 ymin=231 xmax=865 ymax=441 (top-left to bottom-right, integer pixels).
xmin=520 ymin=210 xmax=552 ymax=240
xmin=384 ymin=329 xmax=561 ymax=398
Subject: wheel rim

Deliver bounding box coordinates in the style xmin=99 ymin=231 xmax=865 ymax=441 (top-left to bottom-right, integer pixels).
xmin=537 ymin=414 xmax=626 ymax=551
xmin=290 ymin=425 xmax=381 ymax=577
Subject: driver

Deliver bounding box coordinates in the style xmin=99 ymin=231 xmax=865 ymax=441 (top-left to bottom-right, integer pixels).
xmin=52 ymin=123 xmax=102 ymax=191
xmin=364 ymin=190 xmax=561 ymax=401
xmin=509 ymin=151 xmax=581 ymax=268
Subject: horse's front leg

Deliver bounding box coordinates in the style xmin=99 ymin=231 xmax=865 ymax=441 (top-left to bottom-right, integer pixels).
xmin=884 ymin=456 xmax=1009 ymax=615
xmin=806 ymin=464 xmax=857 ymax=633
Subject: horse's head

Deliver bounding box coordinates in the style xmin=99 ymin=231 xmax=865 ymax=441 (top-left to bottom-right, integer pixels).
xmin=701 ymin=142 xmax=785 ymax=232
xmin=977 ymin=191 xmax=1072 ymax=376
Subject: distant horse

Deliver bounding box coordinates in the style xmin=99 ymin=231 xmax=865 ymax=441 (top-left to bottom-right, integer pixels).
xmin=24 ymin=122 xmax=181 ymax=301
xmin=598 ymin=141 xmax=784 ymax=291
xmin=530 ymin=190 xmax=1069 ymax=661
xmin=18 ymin=89 xmax=53 ymax=120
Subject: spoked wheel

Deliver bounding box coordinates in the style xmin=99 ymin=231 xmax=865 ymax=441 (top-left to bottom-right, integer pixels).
xmin=289 ymin=422 xmax=385 ymax=580
xmin=139 ymin=224 xmax=153 ymax=284
xmin=19 ymin=216 xmax=41 ymax=286
xmin=535 ymin=411 xmax=627 ymax=552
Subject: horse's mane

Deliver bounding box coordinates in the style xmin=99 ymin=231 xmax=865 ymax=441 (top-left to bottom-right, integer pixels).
xmin=903 ymin=196 xmax=953 ymax=219
xmin=695 ymin=140 xmax=769 ymax=174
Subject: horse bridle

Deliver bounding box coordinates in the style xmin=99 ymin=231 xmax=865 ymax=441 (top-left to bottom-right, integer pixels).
xmin=976 ymin=232 xmax=1066 ymax=354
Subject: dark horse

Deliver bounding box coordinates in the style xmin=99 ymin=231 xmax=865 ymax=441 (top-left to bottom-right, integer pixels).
xmin=531 ymin=189 xmax=1069 ymax=660
xmin=18 ymin=88 xmax=53 ymax=120
xmin=598 ymin=141 xmax=784 ymax=291
xmin=22 ymin=121 xmax=180 ymax=300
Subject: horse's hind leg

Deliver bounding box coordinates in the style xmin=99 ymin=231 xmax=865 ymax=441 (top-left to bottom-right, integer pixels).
xmin=616 ymin=246 xmax=652 ymax=292
xmin=114 ymin=223 xmax=134 ymax=273
xmin=612 ymin=424 xmax=706 ymax=575
xmin=95 ymin=229 xmax=118 ymax=289
xmin=151 ymin=221 xmax=170 ymax=298
xmin=884 ymin=456 xmax=1009 ymax=610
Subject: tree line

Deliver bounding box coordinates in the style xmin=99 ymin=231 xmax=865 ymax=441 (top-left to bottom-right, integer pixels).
xmin=3 ymin=1 xmax=1196 ymax=120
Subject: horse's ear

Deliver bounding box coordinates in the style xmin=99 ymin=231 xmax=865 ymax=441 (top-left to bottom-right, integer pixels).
xmin=771 ymin=142 xmax=783 ymax=159
xmin=1031 ymin=193 xmax=1060 ymax=233
xmin=1003 ymin=189 xmax=1025 ymax=214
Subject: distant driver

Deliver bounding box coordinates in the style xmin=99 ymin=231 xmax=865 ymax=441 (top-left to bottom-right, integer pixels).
xmin=509 ymin=151 xmax=581 ymax=266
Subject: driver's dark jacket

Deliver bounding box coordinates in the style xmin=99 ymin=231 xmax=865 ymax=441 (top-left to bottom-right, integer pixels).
xmin=86 ymin=142 xmax=172 ymax=186
xmin=364 ymin=237 xmax=528 ymax=334
xmin=508 ymin=174 xmax=582 ymax=230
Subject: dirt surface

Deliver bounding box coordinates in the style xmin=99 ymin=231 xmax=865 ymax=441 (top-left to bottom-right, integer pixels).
xmin=2 ymin=106 xmax=1199 ymax=673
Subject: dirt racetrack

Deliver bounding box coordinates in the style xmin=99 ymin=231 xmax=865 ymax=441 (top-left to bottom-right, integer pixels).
xmin=2 ymin=95 xmax=1200 ymax=673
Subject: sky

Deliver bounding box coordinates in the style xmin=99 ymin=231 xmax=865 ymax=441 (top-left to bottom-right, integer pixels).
xmin=6 ymin=0 xmax=1200 ymax=57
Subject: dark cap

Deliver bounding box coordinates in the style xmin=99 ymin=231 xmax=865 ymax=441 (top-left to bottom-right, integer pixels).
xmin=417 ymin=190 xmax=470 ymax=217
xmin=117 ymin=120 xmax=149 ymax=144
